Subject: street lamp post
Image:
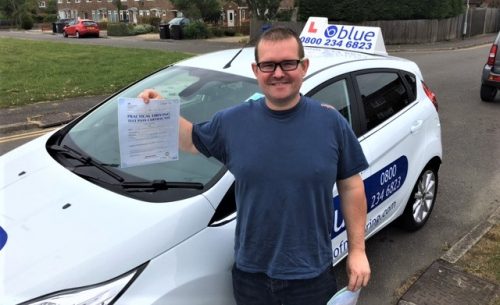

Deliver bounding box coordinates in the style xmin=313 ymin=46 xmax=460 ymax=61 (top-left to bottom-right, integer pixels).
xmin=462 ymin=0 xmax=469 ymax=39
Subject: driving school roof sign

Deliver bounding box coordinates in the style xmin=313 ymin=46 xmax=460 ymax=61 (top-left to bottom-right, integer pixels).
xmin=299 ymin=17 xmax=387 ymax=56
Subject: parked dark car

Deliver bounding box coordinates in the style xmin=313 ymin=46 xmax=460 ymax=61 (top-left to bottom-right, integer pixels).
xmin=167 ymin=17 xmax=190 ymax=29
xmin=63 ymin=19 xmax=100 ymax=38
xmin=481 ymin=31 xmax=500 ymax=102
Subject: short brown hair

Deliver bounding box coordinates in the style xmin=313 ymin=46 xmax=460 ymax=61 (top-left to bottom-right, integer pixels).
xmin=254 ymin=26 xmax=305 ymax=62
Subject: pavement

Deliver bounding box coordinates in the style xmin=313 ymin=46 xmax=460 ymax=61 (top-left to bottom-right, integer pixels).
xmin=1 ymin=30 xmax=499 ymax=305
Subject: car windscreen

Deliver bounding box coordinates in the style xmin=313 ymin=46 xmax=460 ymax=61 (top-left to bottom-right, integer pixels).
xmin=57 ymin=66 xmax=260 ymax=200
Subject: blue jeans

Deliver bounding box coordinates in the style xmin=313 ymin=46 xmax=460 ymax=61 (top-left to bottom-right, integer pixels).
xmin=232 ymin=265 xmax=338 ymax=305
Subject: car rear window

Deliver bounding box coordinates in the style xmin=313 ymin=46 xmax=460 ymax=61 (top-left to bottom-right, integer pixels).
xmin=83 ymin=21 xmax=97 ymax=26
xmin=356 ymin=71 xmax=412 ymax=131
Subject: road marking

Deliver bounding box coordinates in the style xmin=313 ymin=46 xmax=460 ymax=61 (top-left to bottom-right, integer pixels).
xmin=0 ymin=128 xmax=56 ymax=143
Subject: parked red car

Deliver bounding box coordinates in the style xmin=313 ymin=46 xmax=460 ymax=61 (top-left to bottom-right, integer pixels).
xmin=63 ymin=19 xmax=100 ymax=38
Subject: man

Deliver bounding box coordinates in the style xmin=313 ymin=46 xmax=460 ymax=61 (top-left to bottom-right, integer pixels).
xmin=140 ymin=27 xmax=370 ymax=305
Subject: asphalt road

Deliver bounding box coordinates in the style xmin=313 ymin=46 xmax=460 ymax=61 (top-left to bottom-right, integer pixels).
xmin=0 ymin=29 xmax=246 ymax=54
xmin=1 ymin=31 xmax=499 ymax=304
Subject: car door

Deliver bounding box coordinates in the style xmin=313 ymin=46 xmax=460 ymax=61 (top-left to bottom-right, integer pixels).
xmin=305 ymin=74 xmax=372 ymax=265
xmin=352 ymin=68 xmax=427 ymax=237
xmin=66 ymin=20 xmax=76 ymax=35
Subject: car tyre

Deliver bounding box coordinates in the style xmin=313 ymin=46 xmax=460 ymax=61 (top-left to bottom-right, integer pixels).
xmin=397 ymin=166 xmax=438 ymax=231
xmin=480 ymin=84 xmax=497 ymax=102
xmin=63 ymin=31 xmax=68 ymax=38
xmin=76 ymin=31 xmax=80 ymax=39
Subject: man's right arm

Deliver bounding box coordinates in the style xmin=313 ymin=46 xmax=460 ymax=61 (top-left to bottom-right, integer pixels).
xmin=179 ymin=117 xmax=199 ymax=154
xmin=139 ymin=89 xmax=199 ymax=154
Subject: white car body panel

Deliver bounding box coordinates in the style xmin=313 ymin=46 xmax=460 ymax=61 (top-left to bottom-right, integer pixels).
xmin=0 ymin=138 xmax=215 ymax=304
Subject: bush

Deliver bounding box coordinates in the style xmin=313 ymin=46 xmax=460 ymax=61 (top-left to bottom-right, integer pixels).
xmin=107 ymin=22 xmax=134 ymax=36
xmin=224 ymin=28 xmax=236 ymax=36
xmin=43 ymin=14 xmax=58 ymax=23
xmin=183 ymin=21 xmax=209 ymax=39
xmin=298 ymin=0 xmax=464 ymax=22
xmin=98 ymin=21 xmax=108 ymax=30
xmin=139 ymin=16 xmax=161 ymax=30
xmin=208 ymin=26 xmax=225 ymax=37
xmin=132 ymin=24 xmax=153 ymax=35
xmin=20 ymin=13 xmax=34 ymax=30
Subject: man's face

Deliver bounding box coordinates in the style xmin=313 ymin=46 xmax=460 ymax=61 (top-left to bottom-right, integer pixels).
xmin=252 ymin=37 xmax=309 ymax=110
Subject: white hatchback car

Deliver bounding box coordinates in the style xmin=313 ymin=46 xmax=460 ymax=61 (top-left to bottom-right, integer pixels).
xmin=0 ymin=18 xmax=442 ymax=305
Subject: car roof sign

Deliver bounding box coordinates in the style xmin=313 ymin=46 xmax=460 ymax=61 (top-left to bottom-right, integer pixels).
xmin=299 ymin=16 xmax=387 ymax=56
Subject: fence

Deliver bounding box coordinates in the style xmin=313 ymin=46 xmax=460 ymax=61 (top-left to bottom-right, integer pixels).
xmin=250 ymin=7 xmax=500 ymax=44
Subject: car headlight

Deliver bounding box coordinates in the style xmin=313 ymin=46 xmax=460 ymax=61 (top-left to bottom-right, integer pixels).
xmin=19 ymin=264 xmax=146 ymax=305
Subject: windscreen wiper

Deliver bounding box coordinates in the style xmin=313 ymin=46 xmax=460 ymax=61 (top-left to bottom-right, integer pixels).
xmin=121 ymin=179 xmax=203 ymax=192
xmin=49 ymin=144 xmax=124 ymax=182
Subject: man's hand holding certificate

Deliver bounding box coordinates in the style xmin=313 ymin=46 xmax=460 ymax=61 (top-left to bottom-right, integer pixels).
xmin=118 ymin=97 xmax=180 ymax=168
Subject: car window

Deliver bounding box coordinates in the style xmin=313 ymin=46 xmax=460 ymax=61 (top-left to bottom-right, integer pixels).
xmin=309 ymin=78 xmax=353 ymax=124
xmin=403 ymin=73 xmax=417 ymax=98
xmin=82 ymin=21 xmax=97 ymax=26
xmin=356 ymin=71 xmax=411 ymax=131
xmin=61 ymin=66 xmax=260 ymax=199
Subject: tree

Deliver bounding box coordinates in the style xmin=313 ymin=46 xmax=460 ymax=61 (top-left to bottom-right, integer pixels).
xmin=246 ymin=0 xmax=281 ymax=21
xmin=170 ymin=0 xmax=221 ymax=23
xmin=0 ymin=0 xmax=37 ymax=28
xmin=112 ymin=0 xmax=123 ymax=22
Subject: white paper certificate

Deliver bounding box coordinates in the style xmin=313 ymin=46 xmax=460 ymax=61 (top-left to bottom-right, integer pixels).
xmin=118 ymin=97 xmax=180 ymax=168
xmin=327 ymin=287 xmax=360 ymax=305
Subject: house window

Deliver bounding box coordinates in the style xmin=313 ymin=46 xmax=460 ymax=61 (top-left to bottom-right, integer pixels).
xmin=75 ymin=0 xmax=80 ymax=3
xmin=58 ymin=0 xmax=62 ymax=3
xmin=39 ymin=1 xmax=46 ymax=8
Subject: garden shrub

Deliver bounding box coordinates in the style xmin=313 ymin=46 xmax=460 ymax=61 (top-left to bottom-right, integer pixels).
xmin=208 ymin=26 xmax=225 ymax=37
xmin=107 ymin=22 xmax=134 ymax=36
xmin=20 ymin=13 xmax=34 ymax=30
xmin=43 ymin=14 xmax=58 ymax=23
xmin=183 ymin=21 xmax=209 ymax=39
xmin=298 ymin=0 xmax=464 ymax=22
xmin=132 ymin=24 xmax=153 ymax=35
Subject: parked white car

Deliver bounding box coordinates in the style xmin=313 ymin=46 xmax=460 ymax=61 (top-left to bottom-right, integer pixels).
xmin=0 ymin=17 xmax=442 ymax=305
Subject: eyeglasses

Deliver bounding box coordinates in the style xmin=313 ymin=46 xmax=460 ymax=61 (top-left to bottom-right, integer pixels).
xmin=256 ymin=59 xmax=303 ymax=73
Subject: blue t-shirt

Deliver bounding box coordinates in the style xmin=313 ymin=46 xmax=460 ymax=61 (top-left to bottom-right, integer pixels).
xmin=193 ymin=96 xmax=368 ymax=280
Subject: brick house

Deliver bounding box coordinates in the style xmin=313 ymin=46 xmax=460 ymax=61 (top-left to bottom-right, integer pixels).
xmin=221 ymin=1 xmax=249 ymax=27
xmin=57 ymin=0 xmax=177 ymax=23
xmin=56 ymin=0 xmax=296 ymax=25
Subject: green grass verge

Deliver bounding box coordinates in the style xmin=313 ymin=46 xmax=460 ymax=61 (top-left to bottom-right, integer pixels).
xmin=0 ymin=37 xmax=192 ymax=108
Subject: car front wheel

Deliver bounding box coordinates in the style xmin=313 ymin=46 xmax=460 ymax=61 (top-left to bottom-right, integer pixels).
xmin=76 ymin=31 xmax=80 ymax=39
xmin=480 ymin=84 xmax=497 ymax=102
xmin=398 ymin=166 xmax=438 ymax=231
xmin=63 ymin=31 xmax=68 ymax=38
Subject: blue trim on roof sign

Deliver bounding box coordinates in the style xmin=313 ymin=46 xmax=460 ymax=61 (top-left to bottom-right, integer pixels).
xmin=0 ymin=226 xmax=7 ymax=252
xmin=331 ymin=156 xmax=408 ymax=239
xmin=299 ymin=17 xmax=387 ymax=56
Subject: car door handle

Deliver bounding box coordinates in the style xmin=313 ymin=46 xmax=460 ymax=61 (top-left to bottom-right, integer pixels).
xmin=410 ymin=120 xmax=424 ymax=133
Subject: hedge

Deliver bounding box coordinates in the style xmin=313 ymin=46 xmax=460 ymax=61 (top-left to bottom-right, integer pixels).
xmin=299 ymin=0 xmax=464 ymax=22
xmin=107 ymin=22 xmax=153 ymax=36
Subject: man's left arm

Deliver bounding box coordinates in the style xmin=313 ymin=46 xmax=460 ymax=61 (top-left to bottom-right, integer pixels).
xmin=337 ymin=174 xmax=371 ymax=291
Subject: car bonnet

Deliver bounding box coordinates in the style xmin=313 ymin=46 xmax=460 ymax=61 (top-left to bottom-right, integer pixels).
xmin=0 ymin=134 xmax=215 ymax=304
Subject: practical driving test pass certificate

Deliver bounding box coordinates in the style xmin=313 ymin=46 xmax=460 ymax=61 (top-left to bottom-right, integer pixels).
xmin=118 ymin=97 xmax=180 ymax=168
